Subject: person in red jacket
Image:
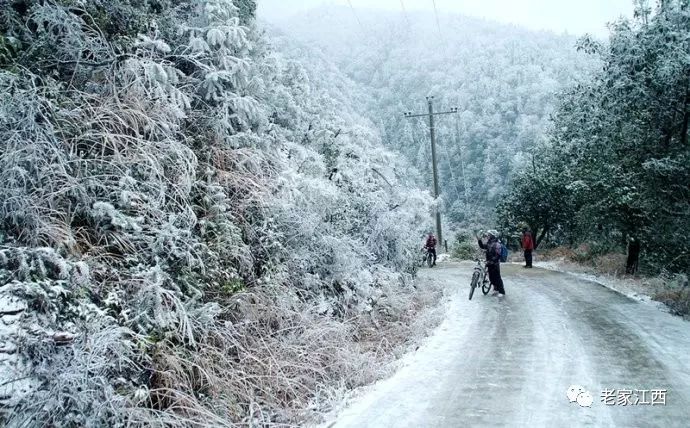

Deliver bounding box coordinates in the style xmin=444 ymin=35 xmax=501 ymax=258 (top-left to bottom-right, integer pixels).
xmin=521 ymin=227 xmax=534 ymax=268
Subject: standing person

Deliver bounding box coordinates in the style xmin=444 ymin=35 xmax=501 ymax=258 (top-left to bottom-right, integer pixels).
xmin=424 ymin=233 xmax=437 ymax=267
xmin=477 ymin=230 xmax=506 ymax=297
xmin=521 ymin=227 xmax=534 ymax=268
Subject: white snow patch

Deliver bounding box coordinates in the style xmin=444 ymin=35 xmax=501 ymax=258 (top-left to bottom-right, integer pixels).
xmin=0 ymin=293 xmax=33 ymax=408
xmin=436 ymin=253 xmax=451 ymax=263
xmin=0 ymin=295 xmax=26 ymax=314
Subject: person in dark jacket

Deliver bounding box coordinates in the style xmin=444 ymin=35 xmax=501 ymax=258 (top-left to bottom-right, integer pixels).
xmin=477 ymin=230 xmax=506 ymax=297
xmin=424 ymin=233 xmax=437 ymax=267
xmin=521 ymin=227 xmax=534 ymax=268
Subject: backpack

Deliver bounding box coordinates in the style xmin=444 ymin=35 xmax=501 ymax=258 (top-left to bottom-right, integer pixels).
xmin=498 ymin=242 xmax=509 ymax=263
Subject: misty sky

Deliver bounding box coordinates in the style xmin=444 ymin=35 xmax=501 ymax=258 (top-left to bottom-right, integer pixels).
xmin=258 ymin=0 xmax=635 ymax=37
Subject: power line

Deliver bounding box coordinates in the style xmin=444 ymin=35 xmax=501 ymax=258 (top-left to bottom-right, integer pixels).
xmin=400 ymin=0 xmax=411 ymax=26
xmin=347 ymin=0 xmax=364 ymax=32
xmin=441 ymin=129 xmax=463 ymax=204
xmin=453 ymin=115 xmax=470 ymax=204
xmin=431 ymin=0 xmax=442 ymax=36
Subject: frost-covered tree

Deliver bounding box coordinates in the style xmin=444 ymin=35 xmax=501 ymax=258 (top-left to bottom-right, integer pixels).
xmin=499 ymin=0 xmax=690 ymax=274
xmin=269 ymin=6 xmax=599 ymax=227
xmin=0 ymin=0 xmax=432 ymax=425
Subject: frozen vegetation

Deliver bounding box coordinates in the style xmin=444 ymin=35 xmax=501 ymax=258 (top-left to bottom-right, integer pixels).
xmin=273 ymin=2 xmax=690 ymax=283
xmin=268 ymin=5 xmax=600 ymax=226
xmin=0 ymin=1 xmax=440 ymax=425
xmin=1 ymin=0 xmax=688 ymax=426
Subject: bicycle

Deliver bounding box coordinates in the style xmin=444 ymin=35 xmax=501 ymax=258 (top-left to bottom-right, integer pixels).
xmin=468 ymin=259 xmax=492 ymax=300
xmin=420 ymin=248 xmax=435 ymax=268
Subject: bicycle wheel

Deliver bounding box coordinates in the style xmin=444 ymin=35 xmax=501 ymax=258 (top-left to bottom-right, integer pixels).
xmin=469 ymin=271 xmax=479 ymax=300
xmin=481 ymin=275 xmax=492 ymax=295
xmin=426 ymin=252 xmax=433 ymax=268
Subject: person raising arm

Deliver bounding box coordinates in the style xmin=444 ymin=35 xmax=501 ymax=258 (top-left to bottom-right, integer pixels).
xmin=477 ymin=230 xmax=506 ymax=297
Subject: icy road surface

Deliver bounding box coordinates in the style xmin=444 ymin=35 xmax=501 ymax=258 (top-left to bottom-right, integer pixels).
xmin=328 ymin=262 xmax=690 ymax=427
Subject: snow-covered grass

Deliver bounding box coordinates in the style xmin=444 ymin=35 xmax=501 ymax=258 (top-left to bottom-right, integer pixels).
xmin=312 ymin=268 xmax=464 ymax=428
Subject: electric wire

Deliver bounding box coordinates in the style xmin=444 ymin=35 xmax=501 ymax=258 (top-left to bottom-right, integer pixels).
xmin=431 ymin=0 xmax=443 ymax=36
xmin=441 ymin=127 xmax=464 ymax=203
xmin=347 ymin=0 xmax=365 ymax=33
xmin=400 ymin=0 xmax=411 ymax=26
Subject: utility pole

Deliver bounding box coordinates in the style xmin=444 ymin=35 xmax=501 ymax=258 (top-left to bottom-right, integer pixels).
xmin=404 ymin=97 xmax=458 ymax=250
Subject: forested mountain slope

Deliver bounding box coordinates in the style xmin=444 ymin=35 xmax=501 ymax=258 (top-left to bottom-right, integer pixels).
xmin=0 ymin=1 xmax=435 ymax=425
xmin=499 ymin=1 xmax=690 ymax=277
xmin=269 ymin=6 xmax=600 ymax=225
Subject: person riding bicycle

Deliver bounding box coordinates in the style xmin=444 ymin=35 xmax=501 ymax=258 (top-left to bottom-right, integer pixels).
xmin=477 ymin=230 xmax=506 ymax=297
xmin=424 ymin=233 xmax=437 ymax=267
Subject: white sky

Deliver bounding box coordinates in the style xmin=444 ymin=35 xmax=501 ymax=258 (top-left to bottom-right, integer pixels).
xmin=258 ymin=0 xmax=634 ymax=37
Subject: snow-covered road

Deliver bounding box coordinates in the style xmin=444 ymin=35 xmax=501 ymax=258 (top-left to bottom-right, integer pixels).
xmin=327 ymin=262 xmax=690 ymax=427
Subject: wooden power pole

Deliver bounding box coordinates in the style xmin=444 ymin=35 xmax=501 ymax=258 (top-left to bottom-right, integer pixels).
xmin=404 ymin=97 xmax=458 ymax=250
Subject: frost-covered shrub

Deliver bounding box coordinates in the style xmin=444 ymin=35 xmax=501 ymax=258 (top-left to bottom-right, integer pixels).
xmin=453 ymin=237 xmax=476 ymax=261
xmin=653 ymin=274 xmax=690 ymax=318
xmin=0 ymin=0 xmax=433 ymax=425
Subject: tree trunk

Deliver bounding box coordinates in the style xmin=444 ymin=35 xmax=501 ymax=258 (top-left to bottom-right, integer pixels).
xmin=681 ymin=85 xmax=689 ymax=146
xmin=626 ymin=238 xmax=641 ymax=275
xmin=535 ymin=226 xmax=548 ymax=250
